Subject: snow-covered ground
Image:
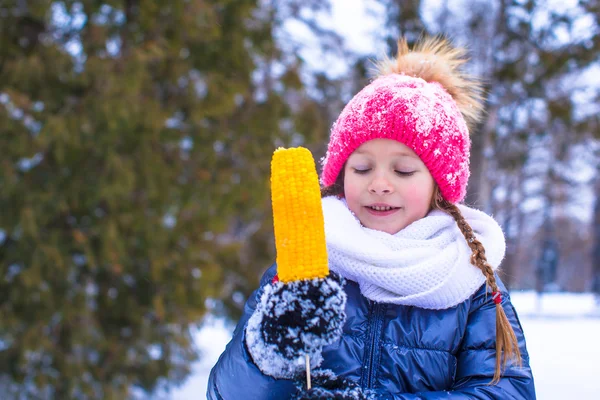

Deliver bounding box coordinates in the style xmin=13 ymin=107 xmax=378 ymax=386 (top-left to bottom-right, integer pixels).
xmin=171 ymin=291 xmax=600 ymax=400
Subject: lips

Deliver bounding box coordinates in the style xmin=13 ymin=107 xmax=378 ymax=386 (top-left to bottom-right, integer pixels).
xmin=365 ymin=204 xmax=400 ymax=216
xmin=368 ymin=205 xmax=396 ymax=211
xmin=366 ymin=203 xmax=399 ymax=211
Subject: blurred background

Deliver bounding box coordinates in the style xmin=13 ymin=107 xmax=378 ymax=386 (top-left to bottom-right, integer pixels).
xmin=1 ymin=0 xmax=599 ymax=399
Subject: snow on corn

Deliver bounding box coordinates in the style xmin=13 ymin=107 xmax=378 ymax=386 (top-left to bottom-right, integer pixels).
xmin=270 ymin=147 xmax=329 ymax=283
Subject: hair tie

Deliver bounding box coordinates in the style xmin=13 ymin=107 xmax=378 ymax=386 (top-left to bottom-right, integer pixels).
xmin=492 ymin=291 xmax=502 ymax=305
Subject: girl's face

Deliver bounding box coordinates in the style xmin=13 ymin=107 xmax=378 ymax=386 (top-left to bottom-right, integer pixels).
xmin=343 ymin=139 xmax=435 ymax=235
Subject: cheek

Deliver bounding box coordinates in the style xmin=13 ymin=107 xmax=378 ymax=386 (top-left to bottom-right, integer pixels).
xmin=343 ymin=176 xmax=362 ymax=211
xmin=404 ymin=184 xmax=435 ymax=213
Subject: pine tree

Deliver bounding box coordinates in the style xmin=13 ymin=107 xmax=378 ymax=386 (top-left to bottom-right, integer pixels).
xmin=0 ymin=0 xmax=337 ymax=397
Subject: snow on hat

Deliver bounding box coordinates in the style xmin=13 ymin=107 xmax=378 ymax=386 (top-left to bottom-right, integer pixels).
xmin=321 ymin=37 xmax=484 ymax=203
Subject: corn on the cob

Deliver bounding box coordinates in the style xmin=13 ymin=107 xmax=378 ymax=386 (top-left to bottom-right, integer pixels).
xmin=271 ymin=147 xmax=329 ymax=282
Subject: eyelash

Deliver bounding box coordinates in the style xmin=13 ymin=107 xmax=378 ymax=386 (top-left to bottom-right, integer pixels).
xmin=352 ymin=168 xmax=415 ymax=176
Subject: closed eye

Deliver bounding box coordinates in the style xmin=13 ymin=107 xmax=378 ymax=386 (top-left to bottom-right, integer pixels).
xmin=395 ymin=170 xmax=415 ymax=176
xmin=352 ymin=168 xmax=371 ymax=174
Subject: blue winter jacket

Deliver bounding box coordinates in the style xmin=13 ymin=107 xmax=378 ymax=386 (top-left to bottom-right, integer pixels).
xmin=207 ymin=264 xmax=536 ymax=399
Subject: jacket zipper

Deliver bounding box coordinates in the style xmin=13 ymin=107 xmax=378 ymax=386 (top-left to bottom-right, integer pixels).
xmin=364 ymin=301 xmax=384 ymax=388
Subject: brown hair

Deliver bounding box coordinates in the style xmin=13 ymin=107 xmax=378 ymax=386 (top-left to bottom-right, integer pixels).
xmin=432 ymin=186 xmax=522 ymax=384
xmin=322 ymin=177 xmax=522 ymax=384
xmin=320 ymin=168 xmax=344 ymax=198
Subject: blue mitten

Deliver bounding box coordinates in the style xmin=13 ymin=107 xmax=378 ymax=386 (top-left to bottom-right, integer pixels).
xmin=292 ymin=370 xmax=374 ymax=399
xmin=245 ymin=272 xmax=347 ymax=379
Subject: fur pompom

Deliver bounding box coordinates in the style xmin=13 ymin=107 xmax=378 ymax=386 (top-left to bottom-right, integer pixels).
xmin=374 ymin=36 xmax=485 ymax=129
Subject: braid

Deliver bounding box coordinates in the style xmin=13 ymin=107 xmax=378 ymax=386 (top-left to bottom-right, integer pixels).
xmin=437 ymin=197 xmax=522 ymax=384
xmin=322 ymin=180 xmax=522 ymax=383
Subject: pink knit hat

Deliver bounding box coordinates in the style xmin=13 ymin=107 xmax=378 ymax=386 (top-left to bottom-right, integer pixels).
xmin=321 ymin=38 xmax=484 ymax=204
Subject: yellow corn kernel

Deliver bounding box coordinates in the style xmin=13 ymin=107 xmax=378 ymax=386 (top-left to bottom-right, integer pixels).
xmin=271 ymin=147 xmax=329 ymax=282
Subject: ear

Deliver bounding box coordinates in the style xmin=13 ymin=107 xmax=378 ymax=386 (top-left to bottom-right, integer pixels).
xmin=429 ymin=185 xmax=444 ymax=210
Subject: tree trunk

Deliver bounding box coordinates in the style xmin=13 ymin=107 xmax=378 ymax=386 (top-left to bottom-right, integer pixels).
xmin=465 ymin=107 xmax=496 ymax=211
xmin=500 ymin=169 xmax=524 ymax=290
xmin=592 ymin=175 xmax=600 ymax=301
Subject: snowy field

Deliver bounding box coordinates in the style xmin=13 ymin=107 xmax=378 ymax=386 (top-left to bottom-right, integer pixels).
xmin=171 ymin=291 xmax=600 ymax=400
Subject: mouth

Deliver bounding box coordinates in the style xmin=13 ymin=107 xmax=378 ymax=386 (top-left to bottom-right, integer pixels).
xmin=366 ymin=205 xmax=398 ymax=211
xmin=364 ymin=204 xmax=401 ymax=216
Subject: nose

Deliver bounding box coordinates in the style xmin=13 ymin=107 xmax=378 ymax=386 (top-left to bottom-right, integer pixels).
xmin=368 ymin=173 xmax=394 ymax=194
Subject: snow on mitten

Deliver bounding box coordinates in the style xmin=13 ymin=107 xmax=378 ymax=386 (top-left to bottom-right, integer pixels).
xmin=245 ymin=272 xmax=347 ymax=379
xmin=292 ymin=369 xmax=374 ymax=400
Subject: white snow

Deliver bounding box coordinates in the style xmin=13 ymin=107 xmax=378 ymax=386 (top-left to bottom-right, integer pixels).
xmin=171 ymin=291 xmax=600 ymax=399
xmin=168 ymin=317 xmax=233 ymax=400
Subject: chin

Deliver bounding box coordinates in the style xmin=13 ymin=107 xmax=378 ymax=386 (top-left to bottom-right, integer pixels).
xmin=371 ymin=225 xmax=403 ymax=235
xmin=384 ymin=228 xmax=403 ymax=235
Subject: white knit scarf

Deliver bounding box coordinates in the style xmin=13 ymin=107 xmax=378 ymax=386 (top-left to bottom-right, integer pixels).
xmin=322 ymin=196 xmax=506 ymax=310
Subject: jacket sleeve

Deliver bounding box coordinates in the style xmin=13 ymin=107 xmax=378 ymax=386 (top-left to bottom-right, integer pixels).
xmin=384 ymin=276 xmax=536 ymax=400
xmin=206 ymin=264 xmax=297 ymax=400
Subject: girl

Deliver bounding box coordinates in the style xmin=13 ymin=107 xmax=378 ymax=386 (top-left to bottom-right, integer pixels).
xmin=207 ymin=37 xmax=536 ymax=399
